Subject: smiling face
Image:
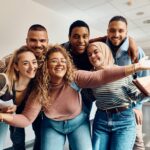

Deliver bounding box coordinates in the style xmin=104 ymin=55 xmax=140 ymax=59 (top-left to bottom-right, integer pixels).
xmin=26 ymin=30 xmax=48 ymax=59
xmin=87 ymin=42 xmax=114 ymax=70
xmin=47 ymin=52 xmax=67 ymax=83
xmin=107 ymin=21 xmax=127 ymax=46
xmin=14 ymin=51 xmax=38 ymax=79
xmin=87 ymin=45 xmax=104 ymax=69
xmin=69 ymin=27 xmax=89 ymax=54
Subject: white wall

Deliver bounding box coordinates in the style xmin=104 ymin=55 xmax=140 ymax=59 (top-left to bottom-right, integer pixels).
xmin=0 ymin=0 xmax=99 ymax=58
xmin=0 ymin=0 xmax=98 ymax=148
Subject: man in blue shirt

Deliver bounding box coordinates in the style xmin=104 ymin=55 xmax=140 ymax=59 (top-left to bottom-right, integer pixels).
xmin=106 ymin=16 xmax=149 ymax=150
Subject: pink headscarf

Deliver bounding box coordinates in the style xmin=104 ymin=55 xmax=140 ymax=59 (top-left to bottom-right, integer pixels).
xmin=88 ymin=42 xmax=114 ymax=69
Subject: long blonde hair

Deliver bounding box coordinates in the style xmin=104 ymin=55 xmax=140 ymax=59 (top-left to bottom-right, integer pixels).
xmin=36 ymin=44 xmax=76 ymax=109
xmin=6 ymin=45 xmax=36 ymax=93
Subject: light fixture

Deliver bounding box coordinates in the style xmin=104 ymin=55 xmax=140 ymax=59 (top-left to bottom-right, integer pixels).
xmin=127 ymin=0 xmax=133 ymax=5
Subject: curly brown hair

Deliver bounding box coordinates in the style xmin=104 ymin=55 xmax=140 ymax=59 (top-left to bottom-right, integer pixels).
xmin=35 ymin=44 xmax=76 ymax=109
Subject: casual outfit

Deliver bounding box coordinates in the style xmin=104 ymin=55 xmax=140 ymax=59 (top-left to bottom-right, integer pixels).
xmin=62 ymin=42 xmax=96 ymax=150
xmin=9 ymin=83 xmax=33 ymax=150
xmin=62 ymin=42 xmax=94 ymax=113
xmin=6 ymin=67 xmax=126 ymax=150
xmin=106 ymin=37 xmax=150 ymax=150
xmin=0 ymin=54 xmax=43 ymax=150
xmin=92 ymin=75 xmax=146 ymax=150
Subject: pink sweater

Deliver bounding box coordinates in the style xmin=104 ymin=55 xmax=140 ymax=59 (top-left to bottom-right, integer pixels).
xmin=7 ymin=66 xmax=125 ymax=127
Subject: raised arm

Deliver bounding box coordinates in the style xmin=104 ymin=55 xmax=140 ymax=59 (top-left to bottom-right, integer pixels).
xmin=128 ymin=36 xmax=138 ymax=63
xmin=89 ymin=35 xmax=107 ymax=43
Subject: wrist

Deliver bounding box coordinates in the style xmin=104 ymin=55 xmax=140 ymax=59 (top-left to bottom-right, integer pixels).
xmin=0 ymin=113 xmax=4 ymax=122
xmin=134 ymin=63 xmax=141 ymax=72
xmin=125 ymin=64 xmax=135 ymax=76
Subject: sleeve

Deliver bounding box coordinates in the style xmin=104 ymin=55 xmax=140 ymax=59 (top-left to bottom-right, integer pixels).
xmin=133 ymin=47 xmax=150 ymax=109
xmin=5 ymin=92 xmax=42 ymax=128
xmin=0 ymin=54 xmax=12 ymax=73
xmin=125 ymin=76 xmax=145 ymax=101
xmin=136 ymin=47 xmax=150 ymax=77
xmin=74 ymin=65 xmax=125 ymax=88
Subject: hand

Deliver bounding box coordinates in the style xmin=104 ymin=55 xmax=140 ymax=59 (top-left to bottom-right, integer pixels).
xmin=138 ymin=56 xmax=150 ymax=70
xmin=1 ymin=105 xmax=17 ymax=113
xmin=133 ymin=109 xmax=143 ymax=125
xmin=0 ymin=113 xmax=3 ymax=122
xmin=128 ymin=48 xmax=138 ymax=63
xmin=128 ymin=36 xmax=138 ymax=63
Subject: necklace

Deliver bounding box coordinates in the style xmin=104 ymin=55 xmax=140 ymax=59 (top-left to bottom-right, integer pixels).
xmin=15 ymin=88 xmax=27 ymax=92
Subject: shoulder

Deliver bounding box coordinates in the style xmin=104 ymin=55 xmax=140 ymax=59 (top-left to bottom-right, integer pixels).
xmin=61 ymin=41 xmax=70 ymax=51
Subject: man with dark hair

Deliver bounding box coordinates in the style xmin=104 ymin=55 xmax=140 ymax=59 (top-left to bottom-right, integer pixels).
xmin=91 ymin=15 xmax=149 ymax=150
xmin=0 ymin=24 xmax=49 ymax=150
xmin=63 ymin=20 xmax=94 ymax=114
xmin=106 ymin=16 xmax=149 ymax=150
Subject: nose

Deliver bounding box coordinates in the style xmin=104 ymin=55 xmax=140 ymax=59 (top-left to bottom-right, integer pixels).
xmin=36 ymin=40 xmax=42 ymax=47
xmin=114 ymin=31 xmax=119 ymax=37
xmin=29 ymin=63 xmax=35 ymax=70
xmin=79 ymin=37 xmax=84 ymax=43
xmin=91 ymin=53 xmax=96 ymax=58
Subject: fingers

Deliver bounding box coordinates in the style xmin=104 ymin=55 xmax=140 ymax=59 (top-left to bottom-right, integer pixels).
xmin=4 ymin=105 xmax=17 ymax=113
xmin=133 ymin=109 xmax=143 ymax=125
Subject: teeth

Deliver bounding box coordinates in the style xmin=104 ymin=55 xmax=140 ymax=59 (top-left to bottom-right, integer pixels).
xmin=55 ymin=68 xmax=63 ymax=71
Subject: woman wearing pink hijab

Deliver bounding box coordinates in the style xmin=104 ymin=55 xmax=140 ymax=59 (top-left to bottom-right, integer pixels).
xmin=87 ymin=42 xmax=149 ymax=150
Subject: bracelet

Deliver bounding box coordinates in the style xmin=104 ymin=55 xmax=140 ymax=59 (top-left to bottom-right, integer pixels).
xmin=133 ymin=64 xmax=136 ymax=74
xmin=125 ymin=64 xmax=135 ymax=76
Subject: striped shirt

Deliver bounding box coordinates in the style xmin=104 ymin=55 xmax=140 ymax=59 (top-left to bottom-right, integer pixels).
xmin=92 ymin=75 xmax=144 ymax=110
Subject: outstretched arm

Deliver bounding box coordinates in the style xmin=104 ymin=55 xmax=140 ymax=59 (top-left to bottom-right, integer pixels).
xmin=0 ymin=95 xmax=42 ymax=128
xmin=75 ymin=59 xmax=150 ymax=88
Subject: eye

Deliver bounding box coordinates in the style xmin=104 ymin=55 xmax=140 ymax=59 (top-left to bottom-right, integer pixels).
xmin=61 ymin=59 xmax=67 ymax=64
xmin=50 ymin=60 xmax=57 ymax=63
xmin=40 ymin=39 xmax=47 ymax=43
xmin=87 ymin=52 xmax=92 ymax=57
xmin=33 ymin=60 xmax=38 ymax=64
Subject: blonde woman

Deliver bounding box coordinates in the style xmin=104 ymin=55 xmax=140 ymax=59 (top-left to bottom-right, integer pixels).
xmin=0 ymin=46 xmax=38 ymax=150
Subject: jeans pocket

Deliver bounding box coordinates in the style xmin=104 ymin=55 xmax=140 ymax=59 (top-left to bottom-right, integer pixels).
xmin=118 ymin=108 xmax=134 ymax=119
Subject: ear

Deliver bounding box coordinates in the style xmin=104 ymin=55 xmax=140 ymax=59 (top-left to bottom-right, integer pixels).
xmin=14 ymin=64 xmax=19 ymax=72
xmin=26 ymin=38 xmax=28 ymax=45
xmin=107 ymin=29 xmax=109 ymax=35
xmin=68 ymin=35 xmax=71 ymax=42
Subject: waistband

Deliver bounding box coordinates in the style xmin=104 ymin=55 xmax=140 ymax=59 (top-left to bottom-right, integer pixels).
xmin=98 ymin=105 xmax=129 ymax=114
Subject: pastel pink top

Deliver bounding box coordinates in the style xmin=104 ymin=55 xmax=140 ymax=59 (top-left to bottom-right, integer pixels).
xmin=6 ymin=66 xmax=125 ymax=127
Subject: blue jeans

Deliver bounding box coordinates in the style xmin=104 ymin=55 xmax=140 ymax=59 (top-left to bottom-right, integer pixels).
xmin=0 ymin=122 xmax=8 ymax=150
xmin=41 ymin=111 xmax=92 ymax=150
xmin=92 ymin=108 xmax=136 ymax=150
xmin=32 ymin=112 xmax=42 ymax=150
xmin=9 ymin=126 xmax=25 ymax=150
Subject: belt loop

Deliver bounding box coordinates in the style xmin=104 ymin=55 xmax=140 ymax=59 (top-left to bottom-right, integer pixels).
xmin=116 ymin=108 xmax=119 ymax=113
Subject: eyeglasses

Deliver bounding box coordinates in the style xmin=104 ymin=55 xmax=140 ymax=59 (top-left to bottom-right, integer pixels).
xmin=48 ymin=58 xmax=67 ymax=65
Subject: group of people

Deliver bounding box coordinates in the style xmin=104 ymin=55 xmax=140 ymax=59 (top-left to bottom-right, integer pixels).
xmin=0 ymin=15 xmax=150 ymax=150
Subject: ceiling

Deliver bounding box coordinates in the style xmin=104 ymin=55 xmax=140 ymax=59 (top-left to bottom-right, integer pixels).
xmin=33 ymin=0 xmax=150 ymax=55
